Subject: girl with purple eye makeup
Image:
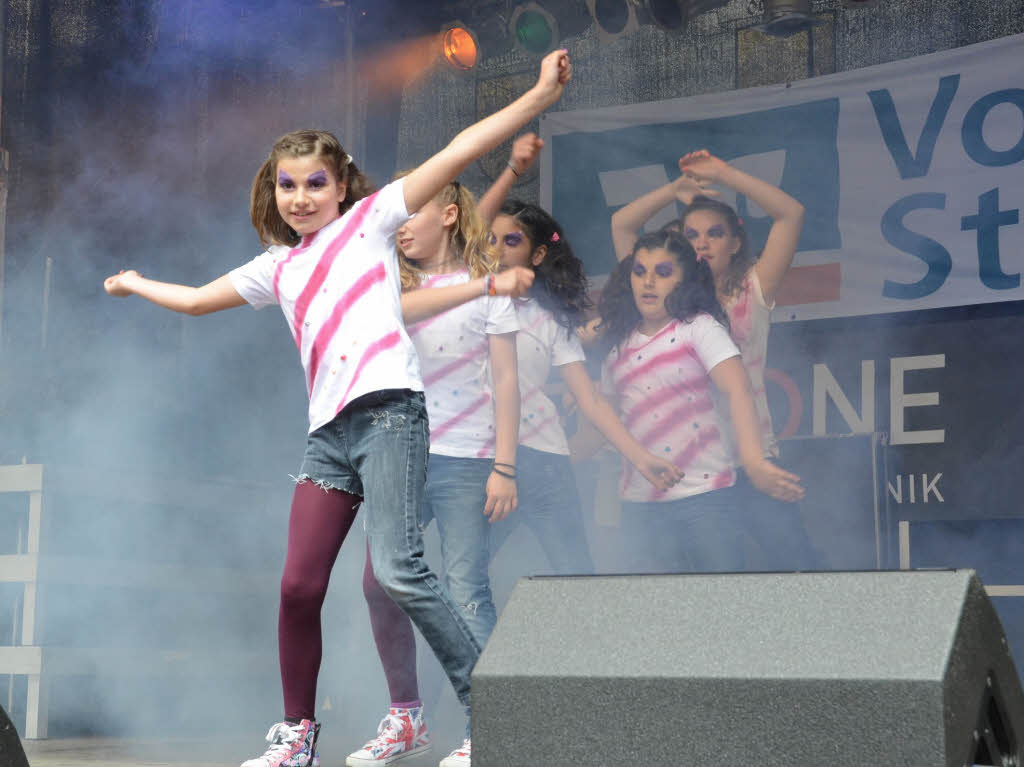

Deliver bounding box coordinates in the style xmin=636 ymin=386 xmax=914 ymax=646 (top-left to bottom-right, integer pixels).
xmin=609 ymin=149 xmax=815 ymax=571
xmin=102 ymin=48 xmax=572 ymax=767
xmin=584 ymin=229 xmax=802 ymax=575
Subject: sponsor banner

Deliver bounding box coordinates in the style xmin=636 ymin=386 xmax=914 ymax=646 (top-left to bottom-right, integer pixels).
xmin=540 ymin=32 xmax=1024 ymax=322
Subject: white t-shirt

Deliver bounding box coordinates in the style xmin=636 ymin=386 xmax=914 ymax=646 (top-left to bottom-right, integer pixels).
xmin=601 ymin=314 xmax=740 ymax=502
xmin=513 ymin=297 xmax=585 ymax=455
xmin=722 ymin=268 xmax=778 ymax=458
xmin=406 ymin=269 xmax=519 ymax=458
xmin=229 ymin=179 xmax=421 ymax=434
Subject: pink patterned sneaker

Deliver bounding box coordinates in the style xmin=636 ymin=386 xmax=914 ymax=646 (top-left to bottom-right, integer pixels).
xmin=346 ymin=706 xmax=432 ymax=766
xmin=438 ymin=739 xmax=470 ymax=767
xmin=241 ymin=720 xmax=319 ymax=767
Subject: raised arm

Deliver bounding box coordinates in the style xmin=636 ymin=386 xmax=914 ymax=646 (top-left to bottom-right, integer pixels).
xmin=610 ymin=174 xmax=713 ymax=261
xmin=477 ymin=133 xmax=544 ymax=227
xmin=484 ymin=332 xmax=520 ymax=522
xmin=560 ymin=362 xmax=682 ymax=492
xmin=679 ymin=150 xmax=804 ymax=303
xmin=402 ymin=50 xmax=570 ymax=215
xmin=103 ymin=270 xmax=246 ymax=315
xmin=708 ymin=355 xmax=803 ymax=502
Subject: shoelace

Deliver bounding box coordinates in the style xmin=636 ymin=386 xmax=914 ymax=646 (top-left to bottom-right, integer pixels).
xmin=367 ymin=714 xmax=406 ymax=746
xmin=252 ymin=722 xmax=303 ymax=765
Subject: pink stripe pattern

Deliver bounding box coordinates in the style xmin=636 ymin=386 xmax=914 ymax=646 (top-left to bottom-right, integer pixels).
xmin=307 ymin=262 xmax=387 ymax=393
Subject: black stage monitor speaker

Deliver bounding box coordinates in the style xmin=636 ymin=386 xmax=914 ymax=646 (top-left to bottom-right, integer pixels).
xmin=472 ymin=570 xmax=1024 ymax=767
xmin=0 ymin=704 xmax=29 ymax=767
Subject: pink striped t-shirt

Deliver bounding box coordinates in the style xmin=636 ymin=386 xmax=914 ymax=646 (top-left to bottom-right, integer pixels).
xmin=406 ymin=269 xmax=519 ymax=458
xmin=601 ymin=314 xmax=740 ymax=502
xmin=721 ymin=268 xmax=778 ymax=458
xmin=229 ymin=179 xmax=421 ymax=434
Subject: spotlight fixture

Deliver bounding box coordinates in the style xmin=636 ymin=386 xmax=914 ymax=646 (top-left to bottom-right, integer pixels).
xmin=585 ymin=0 xmax=640 ymax=40
xmin=644 ymin=0 xmax=685 ymax=31
xmin=511 ymin=0 xmax=591 ymax=56
xmin=760 ymin=0 xmax=824 ymax=37
xmin=440 ymin=22 xmax=479 ymax=70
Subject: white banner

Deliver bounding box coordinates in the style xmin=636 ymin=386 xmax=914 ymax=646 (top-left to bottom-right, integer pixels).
xmin=540 ymin=32 xmax=1024 ymax=321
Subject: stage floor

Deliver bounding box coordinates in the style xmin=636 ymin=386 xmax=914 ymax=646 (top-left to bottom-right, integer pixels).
xmin=20 ymin=735 xmax=444 ymax=767
xmin=22 ymin=738 xmax=250 ymax=767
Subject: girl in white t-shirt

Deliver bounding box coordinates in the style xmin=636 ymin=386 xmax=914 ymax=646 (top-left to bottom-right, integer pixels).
xmin=594 ymin=229 xmax=802 ymax=573
xmin=480 ymin=197 xmax=684 ymax=575
xmin=609 ymin=150 xmax=814 ymax=570
xmin=350 ymin=180 xmax=519 ymax=767
xmin=102 ymin=49 xmax=572 ymax=767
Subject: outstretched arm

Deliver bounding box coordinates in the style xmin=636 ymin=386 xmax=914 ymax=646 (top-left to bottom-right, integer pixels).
xmin=400 ymin=267 xmax=534 ymax=325
xmin=477 ymin=133 xmax=544 ymax=226
xmin=610 ymin=173 xmax=714 ymax=261
xmin=103 ymin=270 xmax=246 ymax=315
xmin=679 ymin=150 xmax=804 ymax=303
xmin=561 ymin=362 xmax=683 ymax=492
xmin=709 ymin=356 xmax=803 ymax=502
xmin=402 ymin=50 xmax=570 ymax=215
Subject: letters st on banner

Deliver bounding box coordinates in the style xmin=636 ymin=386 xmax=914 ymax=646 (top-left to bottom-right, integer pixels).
xmin=540 ymin=32 xmax=1024 ymax=323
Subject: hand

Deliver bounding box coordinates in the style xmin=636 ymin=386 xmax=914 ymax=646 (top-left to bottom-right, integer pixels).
xmin=672 ymin=171 xmax=718 ymax=205
xmin=534 ymin=49 xmax=571 ymax=108
xmin=744 ymin=458 xmax=804 ymax=502
xmin=635 ymin=453 xmax=684 ymax=493
xmin=678 ymin=150 xmax=729 ymax=187
xmin=104 ymin=269 xmax=140 ymax=297
xmin=576 ymin=316 xmax=603 ymax=345
xmin=484 ymin=471 xmax=517 ymax=522
xmin=492 ymin=266 xmax=535 ymax=297
xmin=509 ymin=133 xmax=544 ymax=176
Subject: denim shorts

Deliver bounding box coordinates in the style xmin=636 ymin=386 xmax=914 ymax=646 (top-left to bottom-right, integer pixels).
xmin=296 ymin=388 xmax=429 ymax=499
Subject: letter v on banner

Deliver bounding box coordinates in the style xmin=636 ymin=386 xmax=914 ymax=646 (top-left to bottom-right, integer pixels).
xmin=868 ymin=75 xmax=960 ymax=179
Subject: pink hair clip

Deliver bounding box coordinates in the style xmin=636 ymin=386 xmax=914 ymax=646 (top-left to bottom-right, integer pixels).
xmin=551 ymin=232 xmax=560 ymax=242
xmin=737 ymin=217 xmax=744 ymax=227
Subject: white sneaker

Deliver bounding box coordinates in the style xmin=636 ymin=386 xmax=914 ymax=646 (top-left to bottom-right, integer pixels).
xmin=241 ymin=720 xmax=319 ymax=767
xmin=438 ymin=739 xmax=470 ymax=767
xmin=346 ymin=707 xmax=432 ymax=766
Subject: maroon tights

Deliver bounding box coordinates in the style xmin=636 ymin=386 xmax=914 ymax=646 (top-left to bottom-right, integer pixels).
xmin=278 ymin=481 xmax=361 ymax=720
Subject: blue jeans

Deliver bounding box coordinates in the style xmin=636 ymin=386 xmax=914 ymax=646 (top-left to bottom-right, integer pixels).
xmin=734 ymin=466 xmax=820 ymax=571
xmin=421 ymin=454 xmax=497 ymax=647
xmin=300 ymin=389 xmax=481 ymax=705
xmin=619 ymin=486 xmax=747 ymax=574
xmin=490 ymin=446 xmax=594 ymax=575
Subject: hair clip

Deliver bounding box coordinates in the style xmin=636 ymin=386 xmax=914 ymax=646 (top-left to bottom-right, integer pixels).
xmin=343 ymin=153 xmax=353 ymax=166
xmin=737 ymin=217 xmax=744 ymax=227
xmin=550 ymin=232 xmax=560 ymax=242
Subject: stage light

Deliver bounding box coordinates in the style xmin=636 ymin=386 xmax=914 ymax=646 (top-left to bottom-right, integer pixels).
xmin=645 ymin=0 xmax=685 ymax=31
xmin=588 ymin=0 xmax=633 ymax=35
xmin=760 ymin=0 xmax=822 ymax=37
xmin=440 ymin=22 xmax=479 ymax=70
xmin=512 ymin=3 xmax=557 ymax=55
xmin=510 ymin=1 xmax=591 ymax=56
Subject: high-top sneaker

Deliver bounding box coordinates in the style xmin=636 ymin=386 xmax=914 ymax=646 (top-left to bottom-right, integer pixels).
xmin=439 ymin=739 xmax=470 ymax=767
xmin=346 ymin=706 xmax=432 ymax=766
xmin=241 ymin=720 xmax=318 ymax=767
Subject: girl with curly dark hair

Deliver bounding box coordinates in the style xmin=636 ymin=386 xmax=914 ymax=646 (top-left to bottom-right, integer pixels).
xmin=475 ymin=135 xmax=683 ymax=573
xmin=593 ymin=228 xmax=802 ymax=573
xmin=609 ymin=150 xmax=814 ymax=571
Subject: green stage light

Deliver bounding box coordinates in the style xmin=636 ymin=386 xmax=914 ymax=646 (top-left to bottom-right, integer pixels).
xmin=512 ymin=3 xmax=557 ymax=55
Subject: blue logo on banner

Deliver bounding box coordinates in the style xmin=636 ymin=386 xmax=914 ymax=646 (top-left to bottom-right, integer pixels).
xmin=550 ymin=98 xmax=841 ymax=276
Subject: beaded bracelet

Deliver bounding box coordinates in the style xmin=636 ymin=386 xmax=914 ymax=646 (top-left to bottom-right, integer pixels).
xmin=484 ymin=274 xmax=496 ymax=296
